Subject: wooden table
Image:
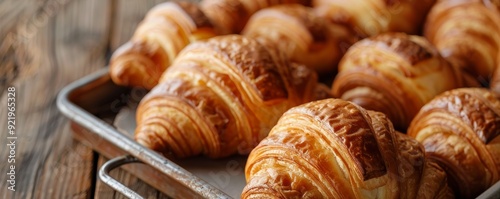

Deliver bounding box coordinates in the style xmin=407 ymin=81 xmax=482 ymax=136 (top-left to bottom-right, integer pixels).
xmin=0 ymin=0 xmax=180 ymax=198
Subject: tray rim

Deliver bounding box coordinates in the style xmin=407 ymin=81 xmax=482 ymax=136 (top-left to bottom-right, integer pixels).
xmin=56 ymin=67 xmax=232 ymax=199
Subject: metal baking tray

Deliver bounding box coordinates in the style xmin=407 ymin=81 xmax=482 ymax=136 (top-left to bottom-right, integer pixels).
xmin=57 ymin=68 xmax=500 ymax=199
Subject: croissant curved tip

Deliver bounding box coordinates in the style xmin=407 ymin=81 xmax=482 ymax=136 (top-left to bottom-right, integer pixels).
xmin=134 ymin=133 xmax=155 ymax=150
xmin=135 ymin=132 xmax=177 ymax=158
xmin=109 ymin=42 xmax=163 ymax=89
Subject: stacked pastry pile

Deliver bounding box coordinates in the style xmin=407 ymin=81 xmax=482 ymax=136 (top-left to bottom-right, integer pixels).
xmin=108 ymin=0 xmax=500 ymax=198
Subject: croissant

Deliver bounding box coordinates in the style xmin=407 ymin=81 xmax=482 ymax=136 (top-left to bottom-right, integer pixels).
xmin=200 ymin=0 xmax=312 ymax=35
xmin=332 ymin=32 xmax=465 ymax=131
xmin=241 ymin=4 xmax=358 ymax=74
xmin=312 ymin=0 xmax=436 ymax=37
xmin=407 ymin=88 xmax=500 ymax=198
xmin=109 ymin=1 xmax=217 ymax=89
xmin=134 ymin=35 xmax=331 ymax=158
xmin=424 ymin=0 xmax=500 ymax=86
xmin=242 ymin=98 xmax=453 ymax=199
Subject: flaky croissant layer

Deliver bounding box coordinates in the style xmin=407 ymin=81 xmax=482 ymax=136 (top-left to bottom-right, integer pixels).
xmin=109 ymin=0 xmax=315 ymax=90
xmin=242 ymin=4 xmax=358 ymax=74
xmin=408 ymin=88 xmax=500 ymax=198
xmin=424 ymin=0 xmax=500 ymax=86
xmin=134 ymin=35 xmax=331 ymax=159
xmin=313 ymin=0 xmax=436 ymax=37
xmin=243 ymin=98 xmax=453 ymax=199
xmin=332 ymin=32 xmax=465 ymax=131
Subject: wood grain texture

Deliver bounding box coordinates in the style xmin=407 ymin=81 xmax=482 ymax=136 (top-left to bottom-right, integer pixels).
xmin=0 ymin=0 xmax=107 ymax=198
xmin=0 ymin=0 xmax=172 ymax=198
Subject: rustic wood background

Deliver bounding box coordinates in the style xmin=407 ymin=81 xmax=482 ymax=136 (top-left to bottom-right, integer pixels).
xmin=0 ymin=0 xmax=188 ymax=198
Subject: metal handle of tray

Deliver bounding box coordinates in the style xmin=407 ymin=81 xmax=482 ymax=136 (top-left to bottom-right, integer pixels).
xmin=99 ymin=155 xmax=144 ymax=199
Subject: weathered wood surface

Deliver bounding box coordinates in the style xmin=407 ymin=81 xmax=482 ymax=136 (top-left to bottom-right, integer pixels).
xmin=0 ymin=0 xmax=172 ymax=198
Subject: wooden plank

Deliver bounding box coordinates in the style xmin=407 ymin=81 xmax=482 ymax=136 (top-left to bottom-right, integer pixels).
xmin=0 ymin=0 xmax=110 ymax=198
xmin=31 ymin=131 xmax=96 ymax=198
xmin=0 ymin=1 xmax=38 ymax=40
xmin=0 ymin=0 xmax=62 ymax=93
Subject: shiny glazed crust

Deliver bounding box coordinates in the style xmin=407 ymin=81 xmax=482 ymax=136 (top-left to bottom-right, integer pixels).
xmin=134 ymin=35 xmax=330 ymax=158
xmin=200 ymin=0 xmax=311 ymax=34
xmin=424 ymin=0 xmax=500 ymax=85
xmin=109 ymin=1 xmax=217 ymax=89
xmin=313 ymin=0 xmax=436 ymax=37
xmin=408 ymin=88 xmax=500 ymax=198
xmin=242 ymin=4 xmax=358 ymax=73
xmin=242 ymin=98 xmax=453 ymax=199
xmin=332 ymin=32 xmax=464 ymax=131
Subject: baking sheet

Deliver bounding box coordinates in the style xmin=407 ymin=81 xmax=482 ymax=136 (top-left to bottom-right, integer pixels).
xmin=113 ymin=104 xmax=247 ymax=198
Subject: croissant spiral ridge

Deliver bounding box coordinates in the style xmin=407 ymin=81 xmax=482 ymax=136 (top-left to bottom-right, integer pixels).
xmin=134 ymin=35 xmax=327 ymax=158
xmin=242 ymin=4 xmax=357 ymax=73
xmin=242 ymin=98 xmax=453 ymax=199
xmin=312 ymin=0 xmax=436 ymax=37
xmin=408 ymin=88 xmax=500 ymax=198
xmin=332 ymin=32 xmax=464 ymax=131
xmin=424 ymin=0 xmax=500 ymax=85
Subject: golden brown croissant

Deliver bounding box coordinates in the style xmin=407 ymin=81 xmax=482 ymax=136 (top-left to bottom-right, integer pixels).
xmin=313 ymin=0 xmax=436 ymax=37
xmin=109 ymin=1 xmax=217 ymax=89
xmin=332 ymin=32 xmax=465 ymax=131
xmin=199 ymin=0 xmax=311 ymax=35
xmin=242 ymin=98 xmax=453 ymax=199
xmin=407 ymin=88 xmax=500 ymax=198
xmin=134 ymin=35 xmax=331 ymax=158
xmin=241 ymin=4 xmax=358 ymax=74
xmin=424 ymin=0 xmax=500 ymax=85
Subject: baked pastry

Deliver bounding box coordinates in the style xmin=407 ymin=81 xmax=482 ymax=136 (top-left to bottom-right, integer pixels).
xmin=242 ymin=4 xmax=358 ymax=73
xmin=242 ymin=98 xmax=453 ymax=199
xmin=407 ymin=88 xmax=500 ymax=198
xmin=200 ymin=0 xmax=311 ymax=35
xmin=492 ymin=66 xmax=500 ymax=96
xmin=313 ymin=0 xmax=436 ymax=37
xmin=109 ymin=1 xmax=217 ymax=89
xmin=424 ymin=0 xmax=500 ymax=86
xmin=134 ymin=35 xmax=331 ymax=158
xmin=332 ymin=32 xmax=465 ymax=131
